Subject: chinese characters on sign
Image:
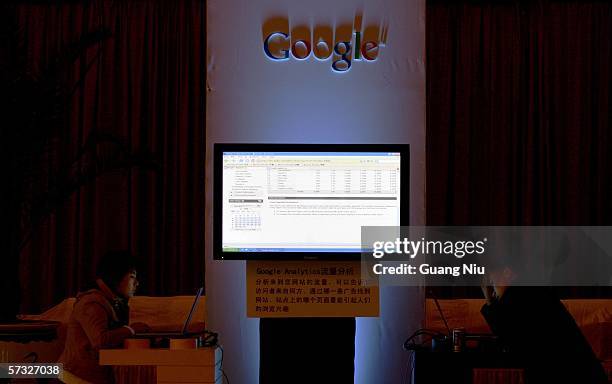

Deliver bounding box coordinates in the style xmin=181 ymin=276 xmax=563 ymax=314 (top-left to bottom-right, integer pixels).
xmin=247 ymin=261 xmax=379 ymax=317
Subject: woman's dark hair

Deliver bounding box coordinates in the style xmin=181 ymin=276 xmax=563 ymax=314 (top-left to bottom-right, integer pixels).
xmin=96 ymin=250 xmax=138 ymax=291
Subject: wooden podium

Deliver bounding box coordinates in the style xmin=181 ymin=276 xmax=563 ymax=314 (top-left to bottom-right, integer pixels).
xmin=100 ymin=347 xmax=221 ymax=384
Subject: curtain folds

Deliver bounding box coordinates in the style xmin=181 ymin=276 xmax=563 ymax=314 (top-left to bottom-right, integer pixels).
xmin=427 ymin=1 xmax=612 ymax=227
xmin=14 ymin=1 xmax=205 ymax=313
xmin=426 ymin=1 xmax=612 ymax=297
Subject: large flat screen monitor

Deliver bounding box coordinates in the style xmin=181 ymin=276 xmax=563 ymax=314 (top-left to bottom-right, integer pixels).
xmin=213 ymin=143 xmax=409 ymax=260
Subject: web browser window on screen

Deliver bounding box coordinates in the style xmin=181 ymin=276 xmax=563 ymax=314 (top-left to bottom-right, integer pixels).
xmin=222 ymin=151 xmax=401 ymax=253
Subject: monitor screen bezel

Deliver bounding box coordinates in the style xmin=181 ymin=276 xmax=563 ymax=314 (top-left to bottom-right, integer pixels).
xmin=213 ymin=143 xmax=410 ymax=260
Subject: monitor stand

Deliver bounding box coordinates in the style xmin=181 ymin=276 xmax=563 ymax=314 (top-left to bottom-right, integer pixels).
xmin=259 ymin=317 xmax=356 ymax=383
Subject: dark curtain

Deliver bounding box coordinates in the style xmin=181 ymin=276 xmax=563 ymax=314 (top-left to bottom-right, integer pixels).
xmin=8 ymin=1 xmax=205 ymax=313
xmin=427 ymin=1 xmax=612 ymax=296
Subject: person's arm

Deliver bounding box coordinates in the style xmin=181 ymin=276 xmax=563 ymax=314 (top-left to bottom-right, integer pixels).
xmin=480 ymin=295 xmax=504 ymax=335
xmin=75 ymin=301 xmax=133 ymax=349
xmin=481 ymin=278 xmax=505 ymax=335
xmin=480 ymin=285 xmax=516 ymax=341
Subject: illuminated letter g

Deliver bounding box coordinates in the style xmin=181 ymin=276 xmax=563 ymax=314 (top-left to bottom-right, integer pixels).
xmin=264 ymin=32 xmax=290 ymax=61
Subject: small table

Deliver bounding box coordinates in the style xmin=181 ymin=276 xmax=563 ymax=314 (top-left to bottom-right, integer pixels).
xmin=413 ymin=350 xmax=525 ymax=384
xmin=100 ymin=347 xmax=221 ymax=384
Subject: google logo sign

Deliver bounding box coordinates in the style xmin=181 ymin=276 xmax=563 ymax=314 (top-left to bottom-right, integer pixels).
xmin=263 ymin=28 xmax=385 ymax=73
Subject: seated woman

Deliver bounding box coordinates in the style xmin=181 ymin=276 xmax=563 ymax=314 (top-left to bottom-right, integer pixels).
xmin=59 ymin=251 xmax=150 ymax=384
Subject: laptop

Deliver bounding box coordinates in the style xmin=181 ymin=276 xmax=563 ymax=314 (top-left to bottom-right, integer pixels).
xmin=133 ymin=287 xmax=203 ymax=338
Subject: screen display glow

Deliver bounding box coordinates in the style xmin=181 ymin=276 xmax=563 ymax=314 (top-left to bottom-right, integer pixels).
xmin=221 ymin=151 xmax=401 ymax=254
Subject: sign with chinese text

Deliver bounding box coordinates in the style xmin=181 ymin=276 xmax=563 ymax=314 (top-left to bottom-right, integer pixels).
xmin=246 ymin=261 xmax=379 ymax=317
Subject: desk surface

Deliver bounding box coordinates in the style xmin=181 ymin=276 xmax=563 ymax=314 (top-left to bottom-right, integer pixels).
xmin=100 ymin=347 xmax=220 ymax=366
xmin=413 ymin=350 xmax=524 ymax=384
xmin=100 ymin=348 xmax=222 ymax=384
